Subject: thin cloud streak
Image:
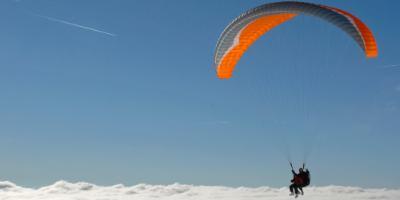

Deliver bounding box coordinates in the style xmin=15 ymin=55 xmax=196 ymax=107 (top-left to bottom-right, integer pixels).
xmin=33 ymin=14 xmax=116 ymax=37
xmin=380 ymin=64 xmax=400 ymax=69
xmin=396 ymin=85 xmax=400 ymax=92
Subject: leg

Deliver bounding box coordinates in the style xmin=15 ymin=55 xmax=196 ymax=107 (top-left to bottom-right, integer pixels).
xmin=294 ymin=185 xmax=299 ymax=194
xmin=290 ymin=184 xmax=294 ymax=193
xmin=290 ymin=185 xmax=299 ymax=198
xmin=299 ymin=187 xmax=303 ymax=195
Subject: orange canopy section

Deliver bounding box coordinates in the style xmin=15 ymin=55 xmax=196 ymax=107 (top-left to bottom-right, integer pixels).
xmin=214 ymin=1 xmax=378 ymax=79
xmin=323 ymin=6 xmax=378 ymax=58
xmin=217 ymin=14 xmax=297 ymax=79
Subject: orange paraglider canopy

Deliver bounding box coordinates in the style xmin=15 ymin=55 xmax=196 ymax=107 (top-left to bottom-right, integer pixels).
xmin=214 ymin=1 xmax=378 ymax=79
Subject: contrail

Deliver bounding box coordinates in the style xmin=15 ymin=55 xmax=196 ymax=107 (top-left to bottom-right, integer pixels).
xmin=380 ymin=64 xmax=400 ymax=69
xmin=33 ymin=14 xmax=116 ymax=37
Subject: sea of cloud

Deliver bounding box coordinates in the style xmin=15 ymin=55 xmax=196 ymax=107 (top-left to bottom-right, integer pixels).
xmin=0 ymin=180 xmax=399 ymax=200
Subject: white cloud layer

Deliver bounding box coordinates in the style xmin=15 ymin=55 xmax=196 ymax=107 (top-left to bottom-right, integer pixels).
xmin=0 ymin=181 xmax=399 ymax=200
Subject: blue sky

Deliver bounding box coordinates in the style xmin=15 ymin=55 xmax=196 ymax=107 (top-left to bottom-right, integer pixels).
xmin=0 ymin=0 xmax=399 ymax=188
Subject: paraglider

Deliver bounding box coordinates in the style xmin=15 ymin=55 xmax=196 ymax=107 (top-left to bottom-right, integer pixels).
xmin=214 ymin=1 xmax=378 ymax=79
xmin=289 ymin=163 xmax=310 ymax=198
xmin=213 ymin=1 xmax=378 ymax=198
